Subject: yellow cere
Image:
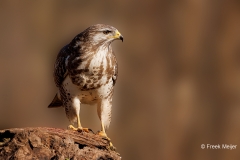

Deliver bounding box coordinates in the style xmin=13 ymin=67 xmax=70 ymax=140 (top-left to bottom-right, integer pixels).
xmin=114 ymin=30 xmax=121 ymax=38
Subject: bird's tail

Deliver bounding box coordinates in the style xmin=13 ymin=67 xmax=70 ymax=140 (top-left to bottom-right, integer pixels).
xmin=48 ymin=94 xmax=63 ymax=108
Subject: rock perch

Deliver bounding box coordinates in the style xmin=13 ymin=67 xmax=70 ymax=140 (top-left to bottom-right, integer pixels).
xmin=0 ymin=127 xmax=121 ymax=160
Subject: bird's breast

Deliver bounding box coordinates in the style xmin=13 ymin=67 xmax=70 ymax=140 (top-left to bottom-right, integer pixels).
xmin=62 ymin=75 xmax=113 ymax=104
xmin=69 ymin=48 xmax=114 ymax=91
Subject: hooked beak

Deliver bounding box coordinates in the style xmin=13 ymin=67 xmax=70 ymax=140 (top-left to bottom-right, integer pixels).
xmin=120 ymin=35 xmax=123 ymax=42
xmin=114 ymin=30 xmax=123 ymax=42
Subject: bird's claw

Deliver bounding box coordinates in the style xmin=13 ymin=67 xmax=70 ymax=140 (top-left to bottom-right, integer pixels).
xmin=98 ymin=131 xmax=111 ymax=141
xmin=68 ymin=125 xmax=91 ymax=133
xmin=97 ymin=131 xmax=116 ymax=150
xmin=108 ymin=142 xmax=116 ymax=151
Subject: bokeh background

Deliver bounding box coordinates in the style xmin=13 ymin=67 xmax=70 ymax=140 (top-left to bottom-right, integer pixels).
xmin=0 ymin=1 xmax=240 ymax=159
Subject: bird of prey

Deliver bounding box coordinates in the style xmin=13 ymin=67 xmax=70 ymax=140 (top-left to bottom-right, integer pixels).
xmin=48 ymin=24 xmax=123 ymax=141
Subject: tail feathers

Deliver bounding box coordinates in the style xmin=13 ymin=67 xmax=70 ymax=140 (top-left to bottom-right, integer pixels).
xmin=48 ymin=94 xmax=62 ymax=108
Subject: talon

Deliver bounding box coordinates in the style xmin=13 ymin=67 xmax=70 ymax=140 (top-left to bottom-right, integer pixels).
xmin=97 ymin=131 xmax=116 ymax=151
xmin=68 ymin=125 xmax=78 ymax=131
xmin=98 ymin=131 xmax=111 ymax=141
xmin=99 ymin=134 xmax=116 ymax=151
xmin=80 ymin=128 xmax=90 ymax=132
xmin=68 ymin=125 xmax=90 ymax=132
xmin=98 ymin=130 xmax=115 ymax=150
xmin=109 ymin=142 xmax=116 ymax=151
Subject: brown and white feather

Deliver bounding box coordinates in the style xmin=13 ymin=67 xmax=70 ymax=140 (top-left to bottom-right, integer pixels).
xmin=49 ymin=24 xmax=122 ymax=131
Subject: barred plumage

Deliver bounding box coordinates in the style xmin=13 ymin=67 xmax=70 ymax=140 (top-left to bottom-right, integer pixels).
xmin=48 ymin=24 xmax=123 ymax=141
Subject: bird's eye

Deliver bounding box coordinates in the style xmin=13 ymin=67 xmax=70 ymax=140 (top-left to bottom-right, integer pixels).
xmin=103 ymin=30 xmax=111 ymax=34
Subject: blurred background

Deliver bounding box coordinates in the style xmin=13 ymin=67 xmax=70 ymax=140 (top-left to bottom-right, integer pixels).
xmin=0 ymin=0 xmax=240 ymax=159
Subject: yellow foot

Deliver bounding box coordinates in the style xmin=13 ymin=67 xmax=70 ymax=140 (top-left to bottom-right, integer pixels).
xmin=98 ymin=131 xmax=111 ymax=141
xmin=108 ymin=142 xmax=116 ymax=151
xmin=97 ymin=131 xmax=116 ymax=151
xmin=68 ymin=125 xmax=90 ymax=132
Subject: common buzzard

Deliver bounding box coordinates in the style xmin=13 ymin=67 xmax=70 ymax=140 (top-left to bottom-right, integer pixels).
xmin=48 ymin=24 xmax=123 ymax=142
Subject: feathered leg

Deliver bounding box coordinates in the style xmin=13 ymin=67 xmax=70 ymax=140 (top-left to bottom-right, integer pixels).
xmin=97 ymin=98 xmax=115 ymax=150
xmin=97 ymin=99 xmax=112 ymax=139
xmin=65 ymin=96 xmax=89 ymax=132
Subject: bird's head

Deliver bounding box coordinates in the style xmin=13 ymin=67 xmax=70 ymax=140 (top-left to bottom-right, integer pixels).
xmin=84 ymin=24 xmax=123 ymax=45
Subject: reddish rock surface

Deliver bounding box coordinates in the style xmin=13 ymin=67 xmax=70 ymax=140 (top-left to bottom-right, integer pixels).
xmin=0 ymin=127 xmax=121 ymax=160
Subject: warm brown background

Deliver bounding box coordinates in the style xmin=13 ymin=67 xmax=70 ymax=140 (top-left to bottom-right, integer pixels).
xmin=0 ymin=1 xmax=240 ymax=160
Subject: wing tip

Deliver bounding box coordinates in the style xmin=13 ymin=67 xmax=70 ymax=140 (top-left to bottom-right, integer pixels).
xmin=48 ymin=94 xmax=63 ymax=108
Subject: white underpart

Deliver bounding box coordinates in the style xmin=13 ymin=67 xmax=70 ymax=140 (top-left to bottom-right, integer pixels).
xmin=100 ymin=97 xmax=112 ymax=130
xmin=62 ymin=76 xmax=82 ymax=123
xmin=77 ymin=45 xmax=111 ymax=86
xmin=90 ymin=46 xmax=109 ymax=69
xmin=90 ymin=46 xmax=113 ymax=96
xmin=63 ymin=76 xmax=81 ymax=95
xmin=72 ymin=97 xmax=80 ymax=115
xmin=64 ymin=44 xmax=113 ymax=130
